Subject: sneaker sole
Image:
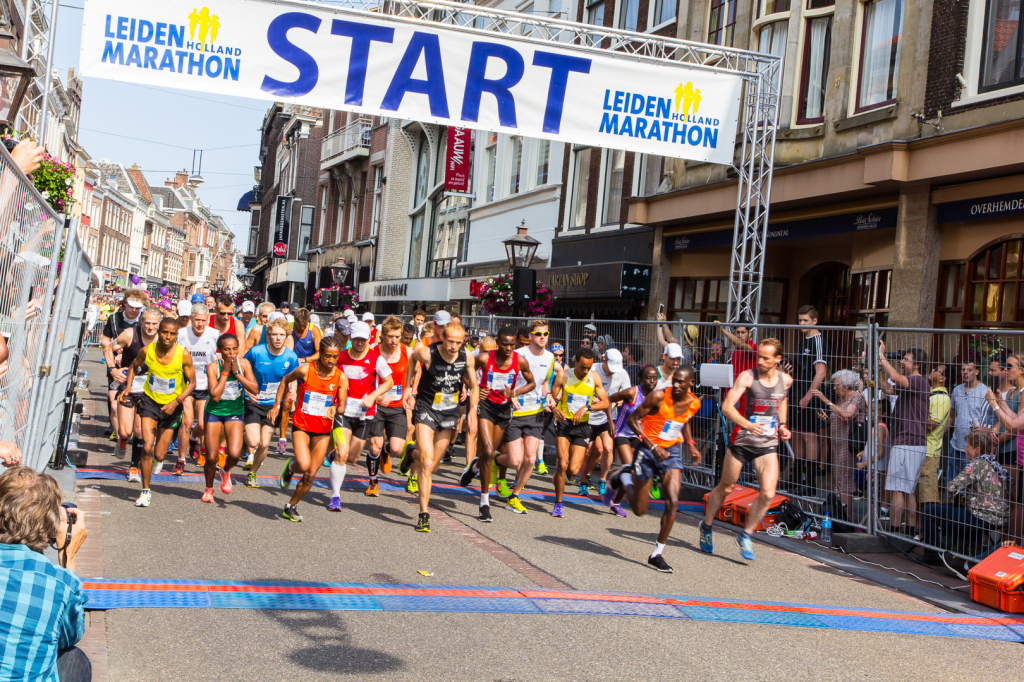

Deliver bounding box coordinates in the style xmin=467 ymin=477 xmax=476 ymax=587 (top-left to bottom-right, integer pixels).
xmin=648 ymin=563 xmax=674 ymax=573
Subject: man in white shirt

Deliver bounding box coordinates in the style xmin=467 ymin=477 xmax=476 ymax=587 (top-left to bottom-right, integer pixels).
xmin=175 ymin=303 xmax=220 ymax=475
xmin=579 ymin=348 xmax=631 ymax=496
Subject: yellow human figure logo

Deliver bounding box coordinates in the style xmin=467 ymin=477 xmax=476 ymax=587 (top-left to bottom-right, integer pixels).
xmin=197 ymin=8 xmax=211 ymax=48
xmin=209 ymin=14 xmax=221 ymax=42
xmin=681 ymin=82 xmax=694 ymax=116
xmin=191 ymin=7 xmax=220 ymax=50
xmin=692 ymin=89 xmax=702 ymax=114
xmin=188 ymin=8 xmax=200 ymax=40
xmin=674 ymin=83 xmax=685 ymax=112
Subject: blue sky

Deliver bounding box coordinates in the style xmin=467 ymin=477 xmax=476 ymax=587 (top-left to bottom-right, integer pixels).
xmin=54 ymin=2 xmax=268 ymax=242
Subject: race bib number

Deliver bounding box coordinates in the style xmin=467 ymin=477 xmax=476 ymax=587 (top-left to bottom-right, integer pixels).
xmin=258 ymin=381 xmax=280 ymax=402
xmin=381 ymin=384 xmax=402 ymax=404
xmin=659 ymin=420 xmax=684 ymax=442
xmin=149 ymin=375 xmax=175 ymax=395
xmin=488 ymin=370 xmax=513 ymax=391
xmin=517 ymin=392 xmax=540 ymax=411
xmin=567 ymin=393 xmax=590 ymax=413
xmin=302 ymin=392 xmax=332 ymax=417
xmin=752 ymin=415 xmax=778 ymax=438
xmin=344 ymin=397 xmax=369 ymax=419
xmin=195 ymin=370 xmax=208 ymax=391
xmin=130 ymin=374 xmax=147 ymax=394
xmin=433 ymin=391 xmax=458 ymax=411
xmin=221 ymin=381 xmax=241 ymax=401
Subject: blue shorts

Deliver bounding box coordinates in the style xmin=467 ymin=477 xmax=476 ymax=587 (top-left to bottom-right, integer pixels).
xmin=633 ymin=443 xmax=684 ymax=481
xmin=205 ymin=412 xmax=242 ymax=424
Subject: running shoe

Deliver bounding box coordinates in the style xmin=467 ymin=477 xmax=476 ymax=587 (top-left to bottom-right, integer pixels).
xmin=201 ymin=488 xmax=214 ymax=503
xmin=736 ymin=531 xmax=756 ymax=561
xmin=601 ymin=485 xmax=616 ymax=507
xmin=365 ymin=480 xmax=379 ymax=497
xmin=172 ymin=459 xmax=185 ymax=476
xmin=220 ymin=469 xmax=232 ymax=494
xmin=597 ymin=480 xmax=607 ymax=496
xmin=188 ymin=440 xmax=200 ymax=463
xmin=406 ymin=475 xmax=419 ymax=494
xmin=218 ymin=451 xmax=227 ymax=468
xmin=478 ymin=505 xmax=493 ymax=523
xmin=381 ymin=449 xmax=392 ymax=475
xmin=459 ymin=458 xmax=480 ymax=487
xmin=152 ymin=460 xmax=164 ymax=475
xmin=496 ymin=479 xmax=512 ymax=498
xmin=609 ymin=504 xmax=627 ymax=518
xmin=115 ymin=444 xmax=126 ymax=460
xmin=551 ymin=502 xmax=563 ymax=518
xmin=197 ymin=454 xmax=206 ymax=467
xmin=327 ymin=496 xmax=342 ymax=512
xmin=244 ymin=454 xmax=254 ymax=471
xmin=650 ymin=479 xmax=662 ymax=500
xmin=699 ymin=521 xmax=714 ymax=554
xmin=126 ymin=467 xmax=141 ymax=483
xmin=135 ymin=490 xmax=151 ymax=507
xmin=109 ymin=431 xmax=118 ymax=441
xmin=245 ymin=472 xmax=260 ymax=488
xmin=535 ymin=460 xmax=549 ymax=475
xmin=648 ymin=554 xmax=673 ymax=573
xmin=577 ymin=481 xmax=588 ymax=497
xmin=506 ymin=496 xmax=527 ymax=514
xmin=399 ymin=443 xmax=414 ymax=475
xmin=277 ymin=438 xmax=287 ymax=455
xmin=415 ymin=512 xmax=430 ymax=532
xmin=104 ymin=427 xmax=113 ymax=437
xmin=490 ymin=465 xmax=498 ymax=486
xmin=442 ymin=444 xmax=453 ymax=463
xmin=279 ymin=458 xmax=294 ymax=489
xmin=282 ymin=504 xmax=303 ymax=522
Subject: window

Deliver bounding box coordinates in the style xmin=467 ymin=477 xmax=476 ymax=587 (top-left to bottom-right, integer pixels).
xmin=248 ymin=228 xmax=258 ymax=256
xmin=936 ymin=262 xmax=967 ymax=328
xmin=848 ymin=269 xmax=891 ymax=325
xmin=371 ymin=167 xmax=383 ymax=237
xmin=298 ymin=205 xmax=313 ymax=259
xmin=602 ymin=148 xmax=625 ymax=225
xmin=757 ymin=0 xmax=791 ymax=18
xmin=980 ymin=0 xmax=1024 ymax=92
xmin=857 ymin=0 xmax=904 ymax=110
xmin=618 ymin=0 xmax=639 ymax=31
xmin=188 ymin=253 xmax=196 ymax=276
xmin=434 ymin=127 xmax=447 ymax=189
xmin=413 ymin=136 xmax=430 ymax=206
xmin=347 ymin=191 xmax=357 ymax=242
xmin=640 ymin=154 xmax=664 ymax=195
xmin=569 ymin=147 xmax=592 ymax=228
xmin=798 ymin=16 xmax=832 ymax=123
xmin=408 ymin=213 xmax=425 ymax=278
xmin=758 ymin=20 xmax=788 ymax=59
xmin=318 ymin=186 xmax=327 ymax=246
xmin=485 ymin=134 xmax=497 ymax=202
xmin=963 ymin=239 xmax=1024 ymax=325
xmin=426 ymin=196 xmax=467 ymax=278
xmin=652 ymin=0 xmax=676 ymax=25
xmin=549 ymin=0 xmax=563 ymax=19
xmin=508 ymin=136 xmax=523 ymax=195
xmin=586 ymin=0 xmax=604 ymax=25
xmin=707 ymin=0 xmax=737 ymax=46
xmin=535 ymin=139 xmax=550 ymax=186
xmin=668 ymin=277 xmax=786 ymax=322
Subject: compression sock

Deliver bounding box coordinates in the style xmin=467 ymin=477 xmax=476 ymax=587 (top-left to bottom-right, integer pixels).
xmin=131 ymin=440 xmax=143 ymax=467
xmin=651 ymin=542 xmax=666 ymax=557
xmin=480 ymin=491 xmax=490 ymax=506
xmin=330 ymin=462 xmax=347 ymax=497
xmin=367 ymin=454 xmax=381 ymax=479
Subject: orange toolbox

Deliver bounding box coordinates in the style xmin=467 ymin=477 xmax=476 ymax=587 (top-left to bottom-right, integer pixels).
xmin=731 ymin=493 xmax=788 ymax=531
xmin=968 ymin=545 xmax=1024 ymax=613
xmin=703 ymin=485 xmax=758 ymax=522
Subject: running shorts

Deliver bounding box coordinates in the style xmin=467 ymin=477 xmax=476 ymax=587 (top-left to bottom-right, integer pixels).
xmin=335 ymin=413 xmax=373 ymax=441
xmin=206 ymin=412 xmax=242 ymax=424
xmin=730 ymin=443 xmax=777 ymax=464
xmin=555 ymin=421 xmax=591 ymax=448
xmin=371 ymin=405 xmax=408 ymax=440
xmin=633 ymin=443 xmax=684 ymax=481
xmin=139 ymin=394 xmax=183 ymax=431
xmin=244 ymin=402 xmax=276 ymax=427
xmin=413 ymin=400 xmax=459 ymax=432
xmin=504 ymin=412 xmax=545 ymax=441
xmin=613 ymin=435 xmax=641 ymax=451
xmin=588 ymin=421 xmax=611 ymax=439
xmin=478 ymin=400 xmax=513 ymax=430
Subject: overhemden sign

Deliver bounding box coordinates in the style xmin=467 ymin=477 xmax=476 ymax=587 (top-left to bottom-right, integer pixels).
xmin=79 ymin=0 xmax=743 ymax=164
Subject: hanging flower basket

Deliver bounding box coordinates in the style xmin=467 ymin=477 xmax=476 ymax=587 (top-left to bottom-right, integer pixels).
xmin=478 ymin=273 xmax=554 ymax=316
xmin=3 ymin=132 xmax=77 ymax=214
xmin=210 ymin=287 xmax=264 ymax=307
xmin=313 ymin=283 xmax=359 ymax=310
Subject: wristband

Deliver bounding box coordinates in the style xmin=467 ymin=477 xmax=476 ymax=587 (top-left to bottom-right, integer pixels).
xmin=686 ymin=439 xmax=697 ymax=445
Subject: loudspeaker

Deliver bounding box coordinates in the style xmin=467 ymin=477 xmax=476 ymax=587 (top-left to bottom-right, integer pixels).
xmin=512 ymin=268 xmax=536 ymax=303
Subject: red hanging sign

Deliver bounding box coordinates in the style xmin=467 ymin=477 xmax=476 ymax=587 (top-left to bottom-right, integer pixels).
xmin=445 ymin=127 xmax=471 ymax=192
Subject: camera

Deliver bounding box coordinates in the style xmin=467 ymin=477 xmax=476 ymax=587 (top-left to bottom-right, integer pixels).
xmin=62 ymin=502 xmax=78 ymax=526
xmin=2 ymin=137 xmax=17 ymax=154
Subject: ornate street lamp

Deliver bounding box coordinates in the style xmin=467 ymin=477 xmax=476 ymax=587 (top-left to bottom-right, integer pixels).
xmin=238 ymin=272 xmax=256 ymax=288
xmin=502 ymin=220 xmax=540 ymax=270
xmin=329 ymin=256 xmax=352 ymax=285
xmin=215 ymin=275 xmax=225 ymax=290
xmin=0 ymin=12 xmax=35 ymax=133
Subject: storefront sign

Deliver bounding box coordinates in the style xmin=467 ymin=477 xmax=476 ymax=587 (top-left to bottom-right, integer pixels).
xmin=360 ymin=277 xmax=450 ymax=302
xmin=80 ymin=0 xmax=744 ymax=163
xmin=273 ymin=195 xmax=291 ymax=257
xmin=469 ymin=279 xmax=483 ymax=297
xmin=445 ymin=127 xmax=471 ymax=192
xmin=543 ymin=262 xmax=650 ymax=299
xmin=936 ymin=191 xmax=1024 ymax=224
xmin=666 ymin=208 xmax=897 ymax=251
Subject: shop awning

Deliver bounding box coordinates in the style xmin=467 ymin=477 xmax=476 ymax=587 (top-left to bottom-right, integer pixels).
xmin=236 ymin=190 xmax=254 ymax=212
xmin=540 ymin=262 xmax=651 ymax=300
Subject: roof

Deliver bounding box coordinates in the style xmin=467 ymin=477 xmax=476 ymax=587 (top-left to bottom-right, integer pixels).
xmin=125 ymin=167 xmax=152 ymax=203
xmin=89 ymin=160 xmax=133 ymax=194
xmin=150 ymin=186 xmax=185 ymax=211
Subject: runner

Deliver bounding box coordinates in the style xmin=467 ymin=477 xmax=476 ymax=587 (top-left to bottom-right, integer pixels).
xmin=701 ymin=338 xmax=793 ymax=561
xmin=119 ymin=317 xmax=197 ymax=508
xmin=241 ymin=318 xmax=299 ymax=487
xmin=201 ymin=334 xmax=258 ymax=503
xmin=579 ymin=347 xmax=631 ymax=496
xmin=458 ymin=327 xmax=535 ymax=521
xmin=243 ymin=302 xmax=276 ymax=350
xmin=402 ymin=323 xmax=417 ymax=350
xmin=107 ymin=306 xmax=162 ymax=482
xmin=288 ymin=308 xmax=322 ymax=364
xmin=362 ymin=312 xmax=379 ymax=346
xmin=175 ymin=300 xmax=191 ymax=329
xmin=274 ymin=336 xmax=348 ymax=521
xmin=373 ymin=317 xmax=416 ymax=495
xmin=607 ymin=367 xmax=702 ymax=572
xmin=603 ymin=365 xmax=660 ymax=516
xmin=656 ymin=343 xmax=685 ymax=389
xmin=327 ymin=321 xmax=394 ymax=509
xmin=549 ymin=348 xmax=610 ymax=518
xmin=101 ymin=290 xmax=144 ymax=440
xmin=403 ymin=322 xmax=479 ymax=532
xmin=176 ymin=303 xmax=220 ymax=474
xmin=210 ymin=296 xmax=247 ymax=350
xmin=240 ymin=301 xmax=257 ymax=334
xmin=503 ymin=319 xmax=556 ymax=512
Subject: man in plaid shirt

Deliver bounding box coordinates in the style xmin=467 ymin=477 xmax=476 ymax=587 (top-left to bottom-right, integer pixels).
xmin=0 ymin=466 xmax=91 ymax=681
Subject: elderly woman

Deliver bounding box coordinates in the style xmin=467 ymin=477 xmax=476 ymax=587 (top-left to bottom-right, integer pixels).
xmin=813 ymin=369 xmax=867 ymax=512
xmin=0 ymin=466 xmax=91 ymax=681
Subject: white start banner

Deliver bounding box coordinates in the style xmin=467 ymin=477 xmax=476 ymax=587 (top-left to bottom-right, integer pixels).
xmin=79 ymin=0 xmax=744 ymax=163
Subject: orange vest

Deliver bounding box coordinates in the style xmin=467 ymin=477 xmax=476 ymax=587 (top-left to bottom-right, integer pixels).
xmin=292 ymin=365 xmax=342 ymax=434
xmin=642 ymin=393 xmax=700 ymax=448
xmin=378 ymin=344 xmax=408 ymax=408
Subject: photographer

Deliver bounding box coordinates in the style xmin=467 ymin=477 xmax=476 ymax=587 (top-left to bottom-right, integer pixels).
xmin=0 ymin=467 xmax=91 ymax=681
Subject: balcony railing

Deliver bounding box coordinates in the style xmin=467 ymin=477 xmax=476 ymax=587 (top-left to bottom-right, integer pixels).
xmin=321 ymin=117 xmax=372 ymax=164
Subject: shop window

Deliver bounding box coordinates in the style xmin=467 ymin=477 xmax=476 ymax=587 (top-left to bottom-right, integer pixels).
xmin=808 ymin=264 xmax=850 ymax=325
xmin=569 ymin=147 xmax=592 ymax=229
xmin=668 ymin=277 xmax=786 ymax=322
xmin=798 ymin=15 xmax=832 ymax=124
xmin=963 ymin=238 xmax=1024 ymax=326
xmin=856 ymin=0 xmax=904 ymax=111
xmin=618 ymin=0 xmax=639 ymax=31
xmin=708 ymin=0 xmax=737 ymax=46
xmin=848 ymin=268 xmax=891 ymax=326
xmin=602 ymin=148 xmax=625 ymax=225
xmin=980 ymin=0 xmax=1024 ymax=93
xmin=936 ymin=261 xmax=967 ymax=329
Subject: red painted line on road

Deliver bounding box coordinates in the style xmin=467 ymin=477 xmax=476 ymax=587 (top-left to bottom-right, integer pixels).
xmin=518 ymin=590 xmax=666 ymax=604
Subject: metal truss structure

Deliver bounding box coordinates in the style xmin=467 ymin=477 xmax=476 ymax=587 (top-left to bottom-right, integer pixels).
xmin=17 ymin=0 xmax=60 ymax=143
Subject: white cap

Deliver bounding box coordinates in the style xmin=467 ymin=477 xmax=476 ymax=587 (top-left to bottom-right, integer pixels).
xmin=347 ymin=314 xmax=358 ymax=324
xmin=126 ymin=298 xmax=144 ymax=309
xmin=433 ymin=310 xmax=452 ymax=326
xmin=268 ymin=311 xmax=285 ymax=323
xmin=605 ymin=348 xmax=624 ymax=373
xmin=310 ymin=314 xmax=320 ymax=328
xmin=241 ymin=301 xmax=256 ymax=313
xmin=362 ymin=311 xmax=375 ymax=322
xmin=342 ymin=308 xmax=354 ymax=317
xmin=176 ymin=300 xmax=192 ymax=317
xmin=665 ymin=343 xmax=684 ymax=359
xmin=285 ymin=314 xmax=295 ymax=324
xmin=584 ymin=323 xmax=597 ymax=332
xmin=350 ymin=321 xmax=371 ymax=339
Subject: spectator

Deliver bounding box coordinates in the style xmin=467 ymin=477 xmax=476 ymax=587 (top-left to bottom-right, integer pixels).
xmin=656 ymin=343 xmax=686 ymax=390
xmin=987 ymin=354 xmax=1024 ymax=538
xmin=596 ymin=334 xmax=616 ymax=356
xmin=240 ymin=301 xmax=257 ymax=333
xmin=581 ymin=323 xmax=597 ymax=351
xmin=654 ymin=310 xmax=676 ymax=349
xmin=854 ymin=400 xmax=890 ymax=498
xmin=812 ymin=369 xmax=866 ymax=512
xmin=713 ymin=321 xmax=756 ymax=379
xmin=918 ymin=363 xmax=951 ymax=508
xmin=878 ymin=342 xmax=929 ymax=536
xmin=791 ymin=305 xmax=829 ymax=494
xmin=989 ymin=355 xmax=1021 ymax=468
xmin=550 ymin=343 xmax=566 ymax=371
xmin=0 ymin=467 xmax=91 ymax=682
xmin=949 ymin=360 xmax=995 ymax=484
xmin=620 ymin=343 xmax=642 ymax=385
xmin=0 ymin=440 xmax=22 ymax=466
xmin=922 ymin=430 xmax=1009 ymax=565
xmin=707 ymin=338 xmax=726 ymax=364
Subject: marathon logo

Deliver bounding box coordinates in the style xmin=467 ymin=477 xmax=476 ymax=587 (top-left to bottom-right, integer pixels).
xmin=100 ymin=8 xmax=241 ymax=81
xmin=599 ymin=87 xmax=721 ymax=149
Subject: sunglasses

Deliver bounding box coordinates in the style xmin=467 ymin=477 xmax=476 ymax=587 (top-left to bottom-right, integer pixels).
xmin=553 ymin=353 xmax=564 ymax=358
xmin=531 ymin=331 xmax=549 ymax=337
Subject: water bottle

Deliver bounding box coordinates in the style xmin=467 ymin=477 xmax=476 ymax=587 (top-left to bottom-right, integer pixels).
xmin=821 ymin=513 xmax=832 ymax=544
xmin=82 ymin=370 xmax=89 ymax=389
